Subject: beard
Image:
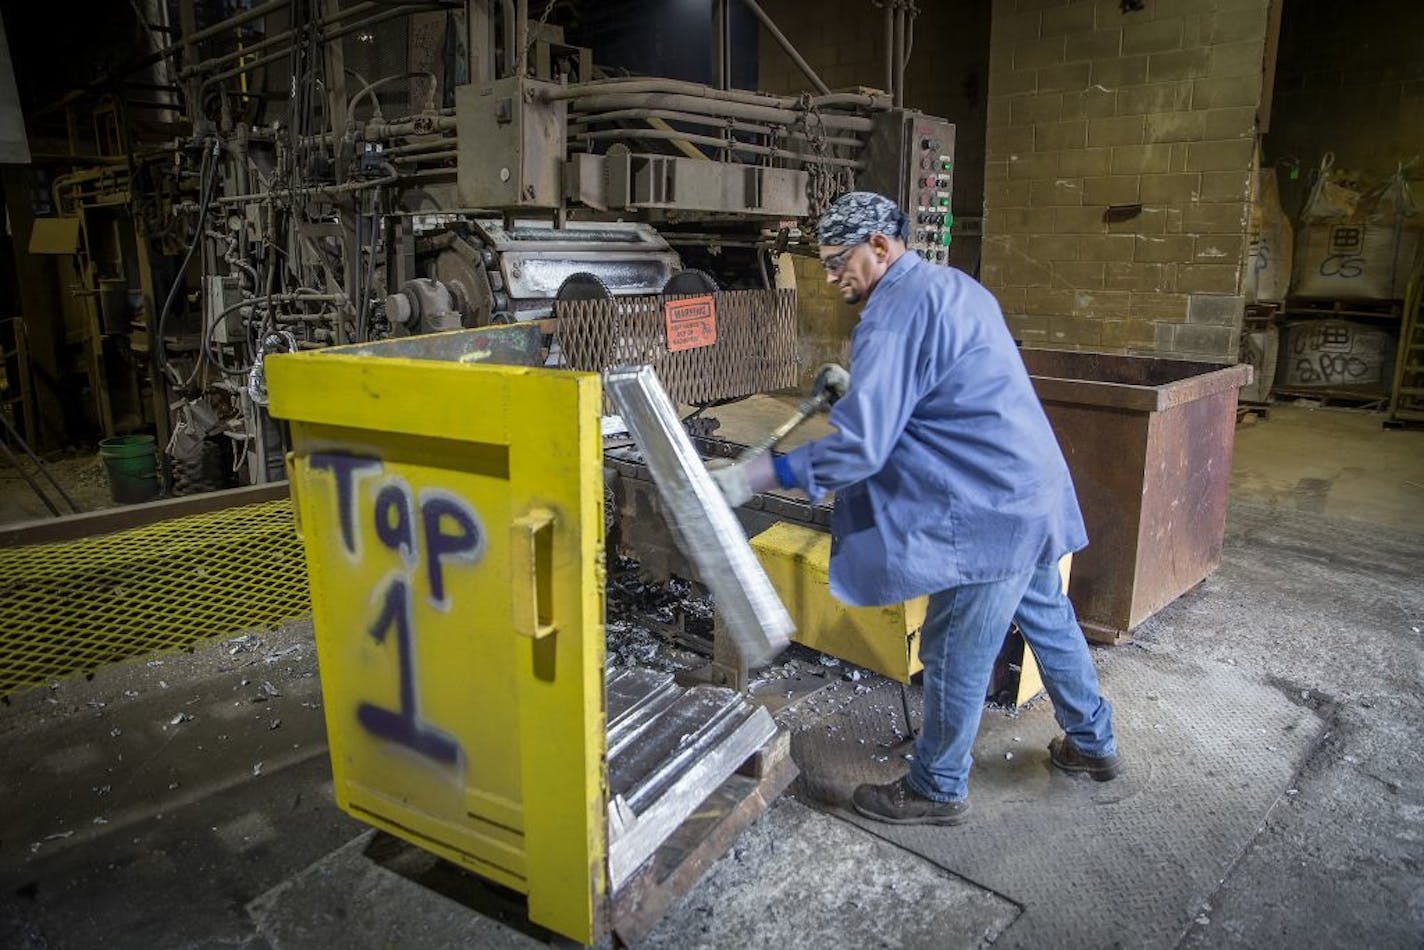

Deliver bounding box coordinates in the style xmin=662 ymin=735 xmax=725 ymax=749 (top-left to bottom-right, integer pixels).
xmin=840 ymin=285 xmax=862 ymax=305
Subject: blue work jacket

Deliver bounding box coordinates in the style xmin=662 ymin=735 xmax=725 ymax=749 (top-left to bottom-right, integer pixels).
xmin=777 ymin=253 xmax=1087 ymax=607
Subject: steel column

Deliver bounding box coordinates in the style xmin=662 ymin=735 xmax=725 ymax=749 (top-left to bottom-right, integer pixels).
xmin=736 ymin=0 xmax=831 ymax=96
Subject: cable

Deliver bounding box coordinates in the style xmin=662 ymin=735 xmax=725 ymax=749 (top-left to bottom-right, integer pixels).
xmin=356 ymin=190 xmax=381 ymax=340
xmin=347 ymin=71 xmax=439 ymax=125
xmin=195 ymin=293 xmax=343 ymax=380
xmin=155 ymin=139 xmax=221 ymax=384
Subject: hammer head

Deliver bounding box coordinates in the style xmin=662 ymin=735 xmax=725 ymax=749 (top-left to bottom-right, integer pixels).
xmin=812 ymin=363 xmax=851 ymax=404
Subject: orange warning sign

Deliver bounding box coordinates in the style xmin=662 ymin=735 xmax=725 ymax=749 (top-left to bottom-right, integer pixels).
xmin=664 ymin=294 xmax=718 ymax=352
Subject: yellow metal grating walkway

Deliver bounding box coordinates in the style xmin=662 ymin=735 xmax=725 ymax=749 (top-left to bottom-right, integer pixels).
xmin=0 ymin=499 xmax=310 ymax=696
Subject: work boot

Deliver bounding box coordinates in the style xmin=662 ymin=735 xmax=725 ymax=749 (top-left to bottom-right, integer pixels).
xmin=1049 ymin=735 xmax=1121 ymax=781
xmin=851 ymin=776 xmax=971 ymax=826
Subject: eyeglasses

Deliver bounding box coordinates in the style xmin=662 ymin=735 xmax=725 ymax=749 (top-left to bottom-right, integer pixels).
xmin=820 ymin=243 xmax=864 ymax=276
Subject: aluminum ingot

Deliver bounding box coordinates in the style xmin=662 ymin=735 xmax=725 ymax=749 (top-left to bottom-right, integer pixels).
xmin=604 ymin=365 xmax=794 ymax=667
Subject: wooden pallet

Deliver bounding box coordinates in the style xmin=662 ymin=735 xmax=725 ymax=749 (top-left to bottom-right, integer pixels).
xmin=609 ymin=730 xmax=797 ymax=945
xmin=1385 ymin=270 xmax=1424 ymax=427
xmin=352 ymin=730 xmax=798 ymax=948
xmin=1271 ymin=386 xmax=1391 ymax=410
xmin=1283 ymin=297 xmax=1403 ymax=321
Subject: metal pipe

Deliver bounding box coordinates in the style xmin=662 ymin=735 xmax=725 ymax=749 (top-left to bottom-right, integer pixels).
xmin=182 ymin=0 xmax=287 ymax=49
xmin=180 ymin=2 xmax=379 ymax=77
xmin=736 ymin=0 xmax=831 ymax=95
xmin=905 ymin=3 xmax=916 ymax=64
xmin=199 ymin=46 xmax=293 ymax=89
xmin=712 ymin=0 xmax=729 ymax=91
xmin=496 ymin=0 xmax=516 ymax=79
xmin=570 ymin=94 xmax=874 ymax=132
xmin=200 ymin=6 xmax=442 ymax=90
xmin=894 ymin=3 xmax=906 ymax=107
xmin=347 ymin=71 xmax=439 ymax=123
xmin=573 ymin=108 xmax=777 ymax=136
xmin=212 ymin=292 xmax=348 ymax=319
xmin=364 ymin=114 xmax=459 ymax=138
xmin=214 ymin=171 xmax=399 ymax=205
xmin=400 ymin=168 xmax=457 ymax=181
xmin=545 ymin=78 xmax=887 ymax=111
xmin=877 ymin=2 xmax=888 ymax=94
xmin=381 ymin=137 xmax=458 ymax=156
xmin=34 ymin=0 xmax=293 ymax=116
xmin=0 ymin=439 xmax=61 ymax=517
xmin=571 ymin=108 xmax=866 ymax=147
xmin=515 ymin=0 xmax=529 ymax=77
xmin=288 ymin=108 xmax=455 ymax=146
xmin=571 ymin=129 xmax=865 ymax=168
xmin=0 ymin=411 xmax=81 ymax=513
xmin=390 ymin=150 xmax=457 ymax=165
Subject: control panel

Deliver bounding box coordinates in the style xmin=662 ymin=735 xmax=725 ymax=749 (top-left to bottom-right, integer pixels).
xmin=861 ymin=111 xmax=957 ymax=266
xmin=910 ymin=118 xmax=956 ymax=264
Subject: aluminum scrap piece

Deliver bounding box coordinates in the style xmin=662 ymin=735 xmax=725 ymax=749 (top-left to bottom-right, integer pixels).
xmin=605 ymin=365 xmax=794 ymax=668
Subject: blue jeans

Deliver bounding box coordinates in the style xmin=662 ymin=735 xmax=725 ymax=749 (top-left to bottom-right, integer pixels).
xmin=906 ymin=561 xmax=1116 ymax=802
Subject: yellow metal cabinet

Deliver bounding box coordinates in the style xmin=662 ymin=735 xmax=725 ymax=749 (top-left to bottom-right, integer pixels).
xmin=751 ymin=521 xmax=927 ymax=681
xmin=267 ymin=339 xmax=606 ymax=943
xmin=752 ymin=521 xmax=1062 ymax=706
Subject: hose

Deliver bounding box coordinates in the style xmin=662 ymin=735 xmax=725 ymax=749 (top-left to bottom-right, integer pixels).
xmin=347 ymin=71 xmax=439 ymax=125
xmin=156 ymin=139 xmax=221 ymax=385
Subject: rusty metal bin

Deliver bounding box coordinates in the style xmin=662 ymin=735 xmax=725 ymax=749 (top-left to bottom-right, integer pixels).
xmin=1021 ymin=350 xmax=1252 ymax=644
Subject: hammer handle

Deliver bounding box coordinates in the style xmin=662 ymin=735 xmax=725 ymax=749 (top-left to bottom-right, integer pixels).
xmin=736 ymin=392 xmax=829 ymax=462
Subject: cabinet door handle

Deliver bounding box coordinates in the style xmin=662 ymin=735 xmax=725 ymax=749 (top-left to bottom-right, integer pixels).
xmin=511 ymin=507 xmax=557 ymax=639
xmin=284 ymin=452 xmax=303 ymax=539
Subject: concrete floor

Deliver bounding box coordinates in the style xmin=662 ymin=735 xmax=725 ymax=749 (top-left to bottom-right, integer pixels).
xmin=1231 ymin=404 xmax=1424 ymax=533
xmin=0 ymin=453 xmax=115 ymax=525
xmin=1 ymin=404 xmax=1421 ymax=947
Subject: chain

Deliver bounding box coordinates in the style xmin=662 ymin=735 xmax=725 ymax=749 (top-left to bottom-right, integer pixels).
xmin=794 ymin=93 xmax=854 ymax=224
xmin=515 ymin=1 xmax=562 ymax=78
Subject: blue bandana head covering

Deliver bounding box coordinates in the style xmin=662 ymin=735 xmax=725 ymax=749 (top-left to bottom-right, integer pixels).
xmin=817 ymin=191 xmax=911 ymax=246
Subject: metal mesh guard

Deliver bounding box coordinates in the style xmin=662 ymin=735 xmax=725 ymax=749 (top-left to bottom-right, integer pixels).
xmin=0 ymin=499 xmax=310 ymax=696
xmin=556 ymin=289 xmax=798 ymax=405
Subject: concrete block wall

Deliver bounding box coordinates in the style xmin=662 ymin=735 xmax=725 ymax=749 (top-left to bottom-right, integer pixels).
xmin=757 ymin=1 xmax=992 ymax=382
xmin=786 ymin=257 xmax=857 ymax=383
xmin=1266 ymin=0 xmax=1424 ymax=216
xmin=983 ymin=0 xmax=1272 ymax=361
xmin=756 ymin=0 xmax=891 ymax=385
xmin=757 ymin=0 xmax=992 ymax=252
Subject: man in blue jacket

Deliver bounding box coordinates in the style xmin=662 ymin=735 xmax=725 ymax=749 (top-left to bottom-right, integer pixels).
xmin=711 ymin=191 xmax=1120 ymax=825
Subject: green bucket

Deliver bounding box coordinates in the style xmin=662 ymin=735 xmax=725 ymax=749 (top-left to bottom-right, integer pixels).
xmin=99 ymin=435 xmax=160 ymax=505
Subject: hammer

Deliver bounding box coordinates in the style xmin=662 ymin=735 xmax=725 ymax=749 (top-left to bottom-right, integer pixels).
xmin=736 ymin=363 xmax=850 ymax=462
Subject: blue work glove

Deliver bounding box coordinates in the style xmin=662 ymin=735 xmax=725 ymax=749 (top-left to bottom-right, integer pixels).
xmin=707 ymin=452 xmax=778 ymax=507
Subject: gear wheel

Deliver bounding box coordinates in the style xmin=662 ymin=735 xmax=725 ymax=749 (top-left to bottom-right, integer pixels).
xmin=663 ymin=268 xmax=720 ymax=295
xmin=555 ymin=272 xmax=614 ymax=305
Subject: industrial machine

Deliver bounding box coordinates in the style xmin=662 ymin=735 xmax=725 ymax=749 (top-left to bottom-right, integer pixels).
xmin=6 ymin=1 xmax=955 ymax=491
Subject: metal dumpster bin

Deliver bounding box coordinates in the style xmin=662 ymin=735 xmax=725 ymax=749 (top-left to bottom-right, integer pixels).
xmin=1020 ymin=350 xmax=1252 ymax=644
xmin=266 ymin=330 xmax=791 ymax=945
